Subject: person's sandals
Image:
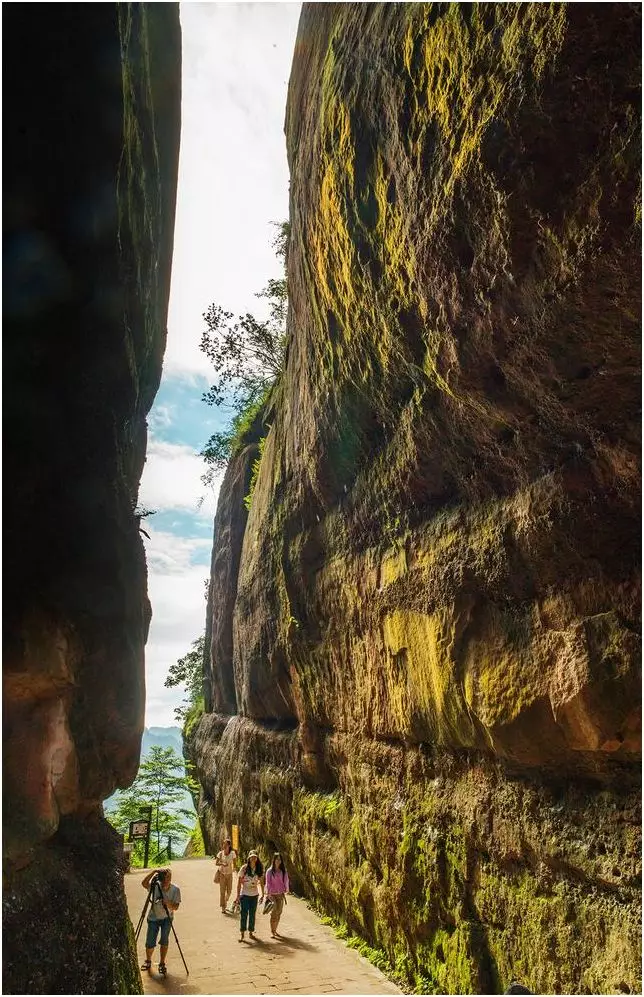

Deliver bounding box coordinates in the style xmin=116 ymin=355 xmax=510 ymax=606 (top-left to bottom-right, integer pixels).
xmin=239 ymin=931 xmax=245 ymax=942
xmin=158 ymin=963 xmax=168 ymax=977
xmin=140 ymin=960 xmax=151 ymax=971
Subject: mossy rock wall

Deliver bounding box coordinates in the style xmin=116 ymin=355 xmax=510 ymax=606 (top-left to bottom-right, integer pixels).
xmin=238 ymin=0 xmax=641 ymax=771
xmin=196 ymin=3 xmax=641 ymax=994
xmin=3 ymin=4 xmax=181 ymax=993
xmin=194 ymin=714 xmax=640 ymax=994
xmin=204 ymin=407 xmax=269 ymax=716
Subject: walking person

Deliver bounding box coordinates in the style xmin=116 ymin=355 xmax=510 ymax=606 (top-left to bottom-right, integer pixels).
xmin=235 ymin=850 xmax=264 ymax=942
xmin=214 ymin=837 xmax=237 ymax=912
xmin=265 ymin=852 xmax=290 ymax=938
xmin=140 ymin=868 xmax=181 ymax=977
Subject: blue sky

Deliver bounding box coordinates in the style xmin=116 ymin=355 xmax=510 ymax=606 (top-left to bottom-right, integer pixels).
xmin=138 ymin=2 xmax=302 ymax=726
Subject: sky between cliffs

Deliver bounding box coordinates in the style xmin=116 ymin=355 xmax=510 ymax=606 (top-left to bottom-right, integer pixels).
xmin=138 ymin=2 xmax=302 ymax=726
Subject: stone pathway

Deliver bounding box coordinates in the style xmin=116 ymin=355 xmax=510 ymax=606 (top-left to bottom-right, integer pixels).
xmin=125 ymin=859 xmax=402 ymax=995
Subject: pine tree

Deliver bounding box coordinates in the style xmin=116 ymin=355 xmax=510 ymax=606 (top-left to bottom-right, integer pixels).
xmin=136 ymin=746 xmax=195 ymax=856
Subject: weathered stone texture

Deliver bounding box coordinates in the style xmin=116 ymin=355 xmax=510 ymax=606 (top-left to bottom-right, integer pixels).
xmin=204 ymin=409 xmax=267 ymax=716
xmin=3 ymin=4 xmax=181 ymax=993
xmin=196 ymin=714 xmax=641 ymax=995
xmin=196 ymin=3 xmax=641 ymax=993
xmin=243 ymin=0 xmax=642 ymax=773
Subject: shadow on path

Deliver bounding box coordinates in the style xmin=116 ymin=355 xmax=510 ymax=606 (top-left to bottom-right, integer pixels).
xmin=125 ymin=862 xmax=401 ymax=995
xmin=240 ymin=934 xmax=319 ymax=955
xmin=272 ymin=934 xmax=318 ymax=953
xmin=148 ymin=973 xmax=201 ymax=994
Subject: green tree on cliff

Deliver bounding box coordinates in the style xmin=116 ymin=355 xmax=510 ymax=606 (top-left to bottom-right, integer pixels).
xmin=199 ymin=221 xmax=289 ymax=484
xmin=164 ymin=634 xmax=205 ymax=723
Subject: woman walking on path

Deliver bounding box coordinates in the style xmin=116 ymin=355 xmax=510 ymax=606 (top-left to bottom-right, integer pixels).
xmin=214 ymin=838 xmax=237 ymax=912
xmin=235 ymin=850 xmax=264 ymax=942
xmin=265 ymin=852 xmax=290 ymax=938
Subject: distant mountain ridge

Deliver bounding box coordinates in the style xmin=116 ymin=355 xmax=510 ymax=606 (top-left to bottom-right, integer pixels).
xmin=142 ymin=725 xmax=183 ymax=756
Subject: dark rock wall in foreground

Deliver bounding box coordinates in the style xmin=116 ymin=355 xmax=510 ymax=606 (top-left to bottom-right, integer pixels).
xmin=3 ymin=4 xmax=181 ymax=993
xmin=197 ymin=3 xmax=641 ymax=994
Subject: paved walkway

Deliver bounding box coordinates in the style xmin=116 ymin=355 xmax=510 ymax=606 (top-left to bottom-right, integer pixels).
xmin=125 ymin=859 xmax=402 ymax=995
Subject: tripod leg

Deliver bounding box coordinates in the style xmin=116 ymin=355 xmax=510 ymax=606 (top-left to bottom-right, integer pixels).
xmin=134 ymin=904 xmax=147 ymax=942
xmin=134 ymin=895 xmax=149 ymax=941
xmin=169 ymin=919 xmax=189 ymax=976
xmin=134 ymin=890 xmax=152 ymax=943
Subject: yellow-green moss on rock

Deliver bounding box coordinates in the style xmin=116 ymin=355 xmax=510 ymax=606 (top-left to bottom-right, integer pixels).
xmin=193 ymin=715 xmax=641 ymax=994
xmin=198 ymin=3 xmax=641 ymax=994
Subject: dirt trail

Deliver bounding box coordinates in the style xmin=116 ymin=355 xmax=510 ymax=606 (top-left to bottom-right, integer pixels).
xmin=125 ymin=859 xmax=402 ymax=995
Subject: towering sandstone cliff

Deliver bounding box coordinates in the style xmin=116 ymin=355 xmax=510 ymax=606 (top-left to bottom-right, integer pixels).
xmin=193 ymin=3 xmax=641 ymax=994
xmin=3 ymin=5 xmax=180 ymax=993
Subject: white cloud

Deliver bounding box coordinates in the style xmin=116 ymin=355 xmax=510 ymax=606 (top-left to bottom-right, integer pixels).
xmin=144 ymin=529 xmax=211 ymax=576
xmin=138 ymin=439 xmax=222 ymax=520
xmin=147 ymin=562 xmax=209 ymax=648
xmin=141 ymin=3 xmax=302 ymax=725
xmin=163 ymin=2 xmax=302 ymax=377
xmin=138 ymin=459 xmax=220 ymax=726
xmin=143 ymin=529 xmax=212 ymax=726
xmin=148 ymin=404 xmax=175 ymax=433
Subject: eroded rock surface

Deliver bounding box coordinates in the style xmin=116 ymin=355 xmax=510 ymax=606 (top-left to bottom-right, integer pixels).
xmin=195 ymin=3 xmax=641 ymax=993
xmin=3 ymin=4 xmax=181 ymax=993
xmin=204 ymin=407 xmax=268 ymax=716
xmin=195 ymin=714 xmax=640 ymax=995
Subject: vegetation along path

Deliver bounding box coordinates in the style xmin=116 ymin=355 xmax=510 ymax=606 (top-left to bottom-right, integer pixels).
xmin=125 ymin=859 xmax=402 ymax=995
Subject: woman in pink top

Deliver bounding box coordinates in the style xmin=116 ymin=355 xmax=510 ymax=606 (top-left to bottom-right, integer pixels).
xmin=265 ymin=852 xmax=290 ymax=937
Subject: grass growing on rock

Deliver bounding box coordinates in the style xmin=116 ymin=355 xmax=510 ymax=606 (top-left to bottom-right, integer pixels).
xmin=313 ymin=901 xmax=432 ymax=995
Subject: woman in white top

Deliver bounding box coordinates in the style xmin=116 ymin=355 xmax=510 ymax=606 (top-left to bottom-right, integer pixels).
xmin=214 ymin=838 xmax=237 ymax=912
xmin=235 ymin=851 xmax=265 ymax=942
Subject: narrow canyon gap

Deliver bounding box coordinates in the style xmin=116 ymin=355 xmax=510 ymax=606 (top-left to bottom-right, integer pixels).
xmin=3 ymin=5 xmax=180 ymax=993
xmin=188 ymin=4 xmax=642 ymax=995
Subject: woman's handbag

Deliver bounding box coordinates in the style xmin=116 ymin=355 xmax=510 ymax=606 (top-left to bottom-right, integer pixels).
xmin=214 ymin=867 xmax=221 ymax=884
xmin=262 ymin=897 xmax=275 ymax=915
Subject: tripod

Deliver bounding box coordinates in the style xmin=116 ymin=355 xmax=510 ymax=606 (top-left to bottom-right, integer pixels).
xmin=134 ymin=875 xmax=189 ymax=976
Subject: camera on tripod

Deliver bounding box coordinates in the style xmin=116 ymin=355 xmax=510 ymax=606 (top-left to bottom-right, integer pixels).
xmin=134 ymin=868 xmax=189 ymax=976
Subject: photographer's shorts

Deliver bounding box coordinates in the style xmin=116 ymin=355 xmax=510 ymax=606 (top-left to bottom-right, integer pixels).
xmin=146 ymin=916 xmax=172 ymax=948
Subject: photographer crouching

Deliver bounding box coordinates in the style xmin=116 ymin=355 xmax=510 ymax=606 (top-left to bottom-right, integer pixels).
xmin=140 ymin=868 xmax=181 ymax=977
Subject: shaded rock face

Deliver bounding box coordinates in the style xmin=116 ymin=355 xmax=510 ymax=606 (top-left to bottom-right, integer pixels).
xmin=3 ymin=817 xmax=142 ymax=995
xmin=253 ymin=0 xmax=641 ymax=772
xmin=3 ymin=4 xmax=180 ymax=993
xmin=196 ymin=3 xmax=641 ymax=994
xmin=204 ymin=408 xmax=267 ymax=716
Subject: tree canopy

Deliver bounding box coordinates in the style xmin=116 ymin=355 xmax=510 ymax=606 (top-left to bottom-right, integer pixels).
xmin=107 ymin=745 xmax=196 ymax=864
xmin=164 ymin=635 xmax=205 ymax=724
xmin=199 ymin=221 xmax=289 ymax=483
